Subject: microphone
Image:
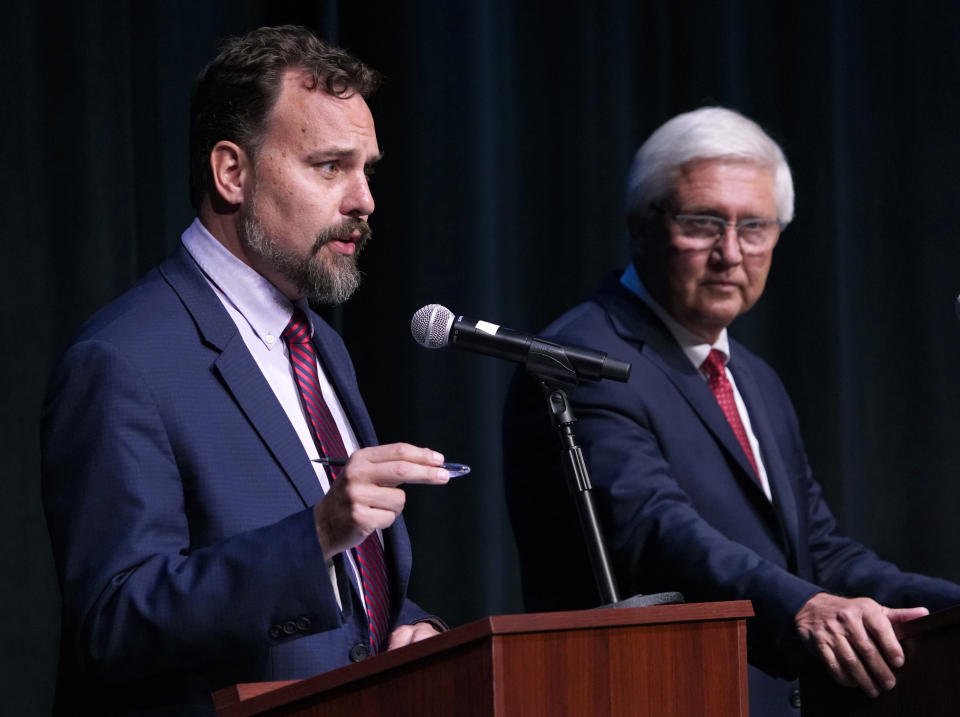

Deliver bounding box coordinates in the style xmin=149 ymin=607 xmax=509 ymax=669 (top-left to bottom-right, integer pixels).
xmin=410 ymin=304 xmax=631 ymax=383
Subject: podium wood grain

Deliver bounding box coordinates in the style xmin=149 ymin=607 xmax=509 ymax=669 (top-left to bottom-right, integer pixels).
xmin=214 ymin=601 xmax=753 ymax=717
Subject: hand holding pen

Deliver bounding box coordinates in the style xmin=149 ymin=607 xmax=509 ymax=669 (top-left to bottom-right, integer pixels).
xmin=310 ymin=443 xmax=464 ymax=561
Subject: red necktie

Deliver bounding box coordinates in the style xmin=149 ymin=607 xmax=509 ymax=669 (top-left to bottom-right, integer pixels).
xmin=283 ymin=309 xmax=391 ymax=653
xmin=701 ymin=349 xmax=760 ymax=479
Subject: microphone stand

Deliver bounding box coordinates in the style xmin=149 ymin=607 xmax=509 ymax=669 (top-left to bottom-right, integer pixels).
xmin=535 ymin=377 xmax=683 ymax=609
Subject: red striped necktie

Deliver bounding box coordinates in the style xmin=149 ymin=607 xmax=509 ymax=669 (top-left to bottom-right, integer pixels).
xmin=283 ymin=308 xmax=391 ymax=653
xmin=701 ymin=349 xmax=760 ymax=480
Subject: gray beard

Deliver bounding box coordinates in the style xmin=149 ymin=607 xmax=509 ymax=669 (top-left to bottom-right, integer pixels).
xmin=238 ymin=208 xmax=370 ymax=305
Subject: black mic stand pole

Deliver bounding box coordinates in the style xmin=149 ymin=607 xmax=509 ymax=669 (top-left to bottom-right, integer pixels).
xmin=537 ymin=379 xmax=683 ymax=609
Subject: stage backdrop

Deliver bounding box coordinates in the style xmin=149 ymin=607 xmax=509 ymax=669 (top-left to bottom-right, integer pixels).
xmin=4 ymin=1 xmax=959 ymax=713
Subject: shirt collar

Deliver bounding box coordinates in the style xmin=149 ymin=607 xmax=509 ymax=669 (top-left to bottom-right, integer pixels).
xmin=181 ymin=218 xmax=313 ymax=350
xmin=620 ymin=262 xmax=730 ymax=372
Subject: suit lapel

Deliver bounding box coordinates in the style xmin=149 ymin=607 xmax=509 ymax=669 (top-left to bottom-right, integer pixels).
xmin=728 ymin=356 xmax=801 ymax=557
xmin=600 ymin=284 xmax=765 ymax=494
xmin=213 ymin=337 xmax=325 ymax=505
xmin=159 ymin=246 xmax=324 ymax=507
xmin=648 ymin=341 xmax=764 ymax=488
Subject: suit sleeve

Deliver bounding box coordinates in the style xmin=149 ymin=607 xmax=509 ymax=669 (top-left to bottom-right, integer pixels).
xmin=41 ymin=338 xmax=348 ymax=681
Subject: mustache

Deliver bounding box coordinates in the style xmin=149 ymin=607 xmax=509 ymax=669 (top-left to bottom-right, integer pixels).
xmin=313 ymin=218 xmax=372 ymax=252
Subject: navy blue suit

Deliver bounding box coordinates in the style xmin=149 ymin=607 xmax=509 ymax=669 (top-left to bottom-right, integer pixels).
xmin=41 ymin=246 xmax=429 ymax=715
xmin=503 ymin=275 xmax=960 ymax=717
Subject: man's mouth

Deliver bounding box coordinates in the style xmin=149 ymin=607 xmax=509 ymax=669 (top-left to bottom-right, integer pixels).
xmin=326 ymin=238 xmax=357 ymax=255
xmin=702 ymin=280 xmax=740 ymax=290
xmin=314 ymin=222 xmax=371 ymax=257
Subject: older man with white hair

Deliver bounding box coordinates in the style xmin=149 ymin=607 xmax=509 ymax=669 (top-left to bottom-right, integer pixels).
xmin=503 ymin=107 xmax=960 ymax=717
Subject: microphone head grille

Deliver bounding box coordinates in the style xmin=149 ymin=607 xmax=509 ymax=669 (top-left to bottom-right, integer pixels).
xmin=411 ymin=304 xmax=454 ymax=348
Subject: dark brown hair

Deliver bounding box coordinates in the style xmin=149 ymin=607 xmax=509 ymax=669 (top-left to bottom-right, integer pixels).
xmin=189 ymin=25 xmax=380 ymax=209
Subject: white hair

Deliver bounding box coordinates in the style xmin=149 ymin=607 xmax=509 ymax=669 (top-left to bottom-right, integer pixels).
xmin=625 ymin=107 xmax=794 ymax=228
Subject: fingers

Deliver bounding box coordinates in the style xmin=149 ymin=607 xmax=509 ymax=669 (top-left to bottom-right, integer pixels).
xmin=313 ymin=443 xmax=449 ymax=559
xmin=349 ymin=459 xmax=450 ymax=487
xmin=313 ymin=484 xmax=405 ymax=560
xmin=796 ymin=593 xmax=911 ymax=698
xmin=339 ymin=480 xmax=408 ymax=515
xmin=864 ymin=608 xmax=906 ymax=673
xmin=886 ymin=606 xmax=929 ymax=625
xmin=810 ymin=630 xmax=881 ymax=695
xmin=357 ymin=443 xmax=444 ymax=465
xmin=345 ymin=443 xmax=449 ymax=487
xmin=841 ymin=616 xmax=895 ymax=697
xmin=815 ymin=638 xmax=858 ymax=689
xmin=386 ymin=622 xmax=441 ymax=650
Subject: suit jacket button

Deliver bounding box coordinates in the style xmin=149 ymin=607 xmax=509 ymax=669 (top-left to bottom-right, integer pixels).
xmin=296 ymin=617 xmax=312 ymax=632
xmin=269 ymin=625 xmax=283 ymax=639
xmin=349 ymin=642 xmax=370 ymax=662
xmin=789 ymin=688 xmax=801 ymax=709
xmin=282 ymin=621 xmax=297 ymax=635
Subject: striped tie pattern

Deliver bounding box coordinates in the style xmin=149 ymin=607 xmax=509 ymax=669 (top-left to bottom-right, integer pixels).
xmin=701 ymin=349 xmax=760 ymax=480
xmin=283 ymin=309 xmax=391 ymax=653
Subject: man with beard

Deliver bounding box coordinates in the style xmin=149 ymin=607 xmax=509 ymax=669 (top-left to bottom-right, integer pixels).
xmin=41 ymin=26 xmax=447 ymax=715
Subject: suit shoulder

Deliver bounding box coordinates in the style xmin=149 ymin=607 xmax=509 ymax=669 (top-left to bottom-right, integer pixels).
xmin=540 ymin=298 xmax=614 ymax=342
xmin=52 ymin=251 xmax=224 ymax=384
xmin=69 ymin=268 xmax=184 ymax=346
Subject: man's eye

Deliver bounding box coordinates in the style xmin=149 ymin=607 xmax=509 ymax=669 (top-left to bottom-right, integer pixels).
xmin=314 ymin=161 xmax=338 ymax=173
xmin=740 ymin=220 xmax=763 ymax=231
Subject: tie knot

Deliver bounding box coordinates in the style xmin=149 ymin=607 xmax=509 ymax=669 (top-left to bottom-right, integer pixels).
xmin=701 ymin=348 xmax=727 ymax=380
xmin=282 ymin=309 xmax=311 ymax=344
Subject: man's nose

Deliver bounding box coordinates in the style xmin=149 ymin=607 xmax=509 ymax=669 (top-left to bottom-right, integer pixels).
xmin=343 ymin=173 xmax=375 ymax=218
xmin=715 ymin=225 xmax=744 ymax=264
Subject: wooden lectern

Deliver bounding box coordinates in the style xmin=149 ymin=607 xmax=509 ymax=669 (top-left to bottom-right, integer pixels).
xmin=214 ymin=601 xmax=753 ymax=716
xmin=802 ymin=603 xmax=960 ymax=716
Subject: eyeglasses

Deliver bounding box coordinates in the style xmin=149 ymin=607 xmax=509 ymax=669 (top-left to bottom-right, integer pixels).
xmin=671 ymin=214 xmax=786 ymax=254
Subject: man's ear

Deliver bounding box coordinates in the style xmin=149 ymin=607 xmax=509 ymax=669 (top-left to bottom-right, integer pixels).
xmin=209 ymin=141 xmax=251 ymax=206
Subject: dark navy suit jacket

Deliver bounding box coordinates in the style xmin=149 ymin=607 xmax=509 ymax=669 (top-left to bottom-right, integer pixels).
xmin=41 ymin=246 xmax=429 ymax=715
xmin=503 ymin=275 xmax=960 ymax=717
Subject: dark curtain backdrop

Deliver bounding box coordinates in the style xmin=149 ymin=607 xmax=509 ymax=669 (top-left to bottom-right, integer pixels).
xmin=4 ymin=1 xmax=959 ymax=713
